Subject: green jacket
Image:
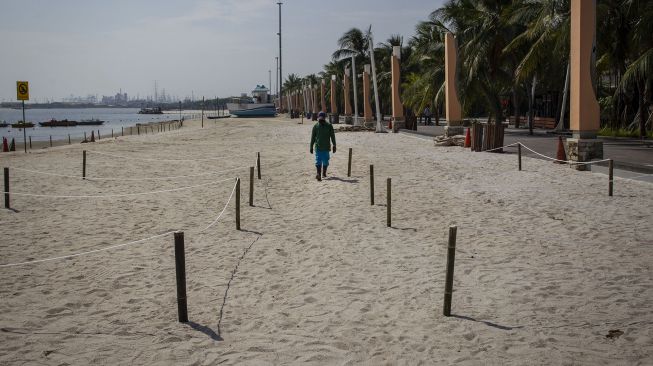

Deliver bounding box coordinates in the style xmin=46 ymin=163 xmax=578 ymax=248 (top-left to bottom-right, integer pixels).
xmin=310 ymin=121 xmax=336 ymax=151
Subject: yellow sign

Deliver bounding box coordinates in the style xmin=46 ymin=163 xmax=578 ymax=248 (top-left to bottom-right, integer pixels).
xmin=17 ymin=81 xmax=29 ymax=100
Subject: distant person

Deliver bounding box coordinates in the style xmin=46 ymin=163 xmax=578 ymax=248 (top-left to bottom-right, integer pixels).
xmin=310 ymin=111 xmax=336 ymax=181
xmin=423 ymin=105 xmax=432 ymax=125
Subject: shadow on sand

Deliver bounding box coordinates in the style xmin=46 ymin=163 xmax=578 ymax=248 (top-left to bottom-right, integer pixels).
xmin=451 ymin=314 xmax=523 ymax=331
xmin=186 ymin=321 xmax=222 ymax=341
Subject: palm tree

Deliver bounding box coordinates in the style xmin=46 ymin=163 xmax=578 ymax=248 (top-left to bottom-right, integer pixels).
xmin=403 ymin=19 xmax=446 ymax=124
xmin=507 ymin=0 xmax=569 ymax=133
xmin=434 ymin=0 xmax=517 ymax=148
xmin=614 ymin=0 xmax=653 ymax=137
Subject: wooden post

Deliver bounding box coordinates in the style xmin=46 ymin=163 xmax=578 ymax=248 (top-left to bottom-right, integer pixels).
xmin=82 ymin=150 xmax=86 ymax=180
xmin=68 ymin=134 xmax=71 ymax=145
xmin=518 ymin=143 xmax=522 ymax=171
xmin=370 ymin=165 xmax=374 ymax=205
xmin=236 ymin=178 xmax=241 ymax=230
xmin=4 ymin=167 xmax=9 ymax=209
xmin=174 ymin=231 xmax=189 ymax=323
xmin=84 ymin=131 xmax=87 ymax=142
xmin=29 ymin=136 xmax=32 ymax=149
xmin=137 ymin=125 xmax=140 ymax=135
xmin=443 ymin=225 xmax=457 ymax=316
xmin=49 ymin=135 xmax=52 ymax=147
xmin=348 ymin=148 xmax=352 ymax=177
xmin=387 ymin=178 xmax=391 ymax=227
xmin=122 ymin=126 xmax=124 ymax=136
xmin=111 ymin=129 xmax=114 ymax=138
xmin=609 ymin=159 xmax=614 ymax=197
xmin=249 ymin=167 xmax=254 ymax=206
xmin=257 ymin=152 xmax=261 ymax=179
xmin=98 ymin=130 xmax=101 ymax=140
xmin=201 ymin=96 xmax=205 ymax=128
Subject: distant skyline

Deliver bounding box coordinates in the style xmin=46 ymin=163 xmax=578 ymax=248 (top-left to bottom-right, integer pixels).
xmin=0 ymin=0 xmax=445 ymax=102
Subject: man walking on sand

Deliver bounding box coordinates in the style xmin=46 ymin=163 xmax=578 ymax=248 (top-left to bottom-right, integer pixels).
xmin=310 ymin=111 xmax=336 ymax=181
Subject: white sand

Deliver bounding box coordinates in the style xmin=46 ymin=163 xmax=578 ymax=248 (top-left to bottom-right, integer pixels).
xmin=1 ymin=117 xmax=651 ymax=365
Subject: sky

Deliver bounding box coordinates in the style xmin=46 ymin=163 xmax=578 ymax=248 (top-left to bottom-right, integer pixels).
xmin=0 ymin=0 xmax=445 ymax=103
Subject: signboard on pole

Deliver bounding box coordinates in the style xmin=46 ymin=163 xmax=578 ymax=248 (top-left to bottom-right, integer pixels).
xmin=17 ymin=81 xmax=29 ymax=100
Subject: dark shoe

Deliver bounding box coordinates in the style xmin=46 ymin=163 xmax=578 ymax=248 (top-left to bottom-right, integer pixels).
xmin=322 ymin=166 xmax=328 ymax=177
xmin=316 ymin=165 xmax=322 ymax=181
xmin=316 ymin=174 xmax=321 ymax=181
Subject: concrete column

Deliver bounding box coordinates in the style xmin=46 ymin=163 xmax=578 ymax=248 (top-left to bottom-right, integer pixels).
xmin=391 ymin=46 xmax=404 ymax=131
xmin=445 ymin=33 xmax=462 ymax=126
xmin=567 ymin=0 xmax=602 ymax=168
xmin=344 ymin=67 xmax=352 ymax=118
xmin=363 ymin=64 xmax=373 ymax=122
xmin=320 ymin=79 xmax=326 ymax=112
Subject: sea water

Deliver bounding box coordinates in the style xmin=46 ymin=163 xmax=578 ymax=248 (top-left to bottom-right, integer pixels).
xmin=0 ymin=108 xmax=200 ymax=142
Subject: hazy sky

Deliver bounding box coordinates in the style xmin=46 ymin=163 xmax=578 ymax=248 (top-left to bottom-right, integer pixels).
xmin=0 ymin=0 xmax=445 ymax=102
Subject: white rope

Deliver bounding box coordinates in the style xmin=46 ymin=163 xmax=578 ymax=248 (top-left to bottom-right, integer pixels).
xmin=519 ymin=143 xmax=612 ymax=165
xmin=0 ymin=231 xmax=176 ymax=268
xmin=192 ymin=179 xmax=238 ymax=234
xmin=8 ymin=166 xmax=249 ymax=181
xmin=615 ymin=173 xmax=653 ymax=180
xmin=86 ymin=150 xmax=255 ymax=162
xmin=5 ymin=177 xmax=235 ymax=199
xmin=482 ymin=142 xmax=519 ymax=152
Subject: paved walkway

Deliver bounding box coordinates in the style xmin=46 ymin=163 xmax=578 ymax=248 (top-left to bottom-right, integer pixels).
xmin=402 ymin=125 xmax=653 ymax=173
xmin=399 ymin=124 xmax=653 ymax=183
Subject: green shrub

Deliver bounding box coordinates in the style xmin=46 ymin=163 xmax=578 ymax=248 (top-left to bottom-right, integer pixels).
xmin=598 ymin=126 xmax=653 ymax=138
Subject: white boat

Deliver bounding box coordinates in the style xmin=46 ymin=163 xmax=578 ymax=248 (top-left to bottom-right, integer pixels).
xmin=226 ymin=85 xmax=276 ymax=117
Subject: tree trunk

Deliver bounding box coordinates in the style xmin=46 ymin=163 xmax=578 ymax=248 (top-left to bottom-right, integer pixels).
xmin=512 ymin=86 xmax=520 ymax=128
xmin=638 ymin=79 xmax=646 ymax=138
xmin=528 ymin=75 xmax=537 ymax=136
xmin=555 ymin=62 xmax=570 ymax=131
xmin=493 ymin=101 xmax=504 ymax=152
xmin=434 ymin=101 xmax=440 ymax=126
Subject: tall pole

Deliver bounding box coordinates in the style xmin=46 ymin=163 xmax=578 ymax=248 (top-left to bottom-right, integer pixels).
xmin=368 ymin=30 xmax=383 ymax=132
xmin=277 ymin=2 xmax=283 ymax=112
xmin=269 ymin=69 xmax=272 ymax=103
xmin=22 ymin=100 xmax=27 ymax=153
xmin=275 ymin=56 xmax=279 ymax=107
xmin=352 ymin=56 xmax=359 ymax=126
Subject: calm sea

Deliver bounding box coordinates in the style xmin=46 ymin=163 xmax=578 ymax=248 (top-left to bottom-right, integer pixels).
xmin=0 ymin=108 xmax=206 ymax=141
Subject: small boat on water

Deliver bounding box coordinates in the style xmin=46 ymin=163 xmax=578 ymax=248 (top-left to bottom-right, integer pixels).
xmin=11 ymin=121 xmax=35 ymax=128
xmin=78 ymin=118 xmax=105 ymax=126
xmin=39 ymin=119 xmax=78 ymax=127
xmin=138 ymin=107 xmax=163 ymax=114
xmin=226 ymin=85 xmax=276 ymax=117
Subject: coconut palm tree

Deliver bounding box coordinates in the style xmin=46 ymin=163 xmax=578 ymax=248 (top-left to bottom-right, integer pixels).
xmin=403 ymin=19 xmax=446 ymax=125
xmin=434 ymin=0 xmax=517 ymax=148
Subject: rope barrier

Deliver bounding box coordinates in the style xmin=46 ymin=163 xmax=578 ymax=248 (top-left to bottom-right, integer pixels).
xmin=192 ymin=179 xmax=238 ymax=234
xmin=0 ymin=231 xmax=176 ymax=268
xmin=615 ymin=173 xmax=653 ymax=180
xmin=8 ymin=166 xmax=249 ymax=181
xmin=86 ymin=150 xmax=255 ymax=162
xmin=0 ymin=178 xmax=240 ymax=268
xmin=4 ymin=177 xmax=235 ymax=199
xmin=518 ymin=144 xmax=612 ymax=165
xmin=483 ymin=142 xmax=520 ymax=152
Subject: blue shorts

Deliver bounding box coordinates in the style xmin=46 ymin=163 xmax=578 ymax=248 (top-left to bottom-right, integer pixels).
xmin=315 ymin=150 xmax=330 ymax=166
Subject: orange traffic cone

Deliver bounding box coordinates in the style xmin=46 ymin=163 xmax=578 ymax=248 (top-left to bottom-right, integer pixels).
xmin=555 ymin=136 xmax=566 ymax=164
xmin=90 ymin=130 xmax=95 ymax=142
xmin=2 ymin=137 xmax=7 ymax=152
xmin=464 ymin=127 xmax=471 ymax=148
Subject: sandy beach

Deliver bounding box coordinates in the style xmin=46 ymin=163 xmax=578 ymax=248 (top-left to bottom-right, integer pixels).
xmin=0 ymin=117 xmax=651 ymax=365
